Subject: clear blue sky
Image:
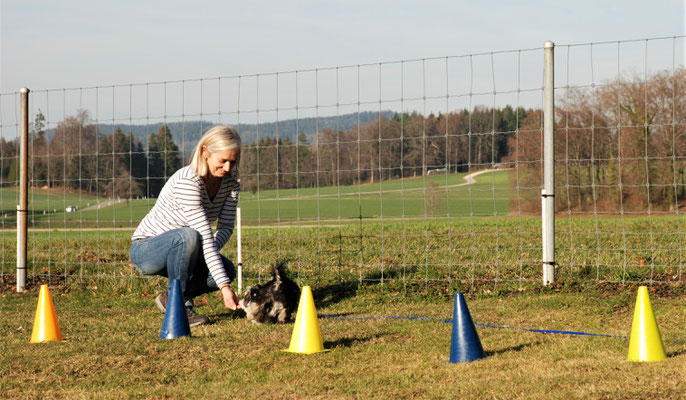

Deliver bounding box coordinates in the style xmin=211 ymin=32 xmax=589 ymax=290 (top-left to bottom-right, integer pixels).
xmin=2 ymin=0 xmax=683 ymax=92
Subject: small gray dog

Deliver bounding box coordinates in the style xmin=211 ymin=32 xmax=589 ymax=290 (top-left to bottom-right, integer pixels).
xmin=239 ymin=261 xmax=301 ymax=324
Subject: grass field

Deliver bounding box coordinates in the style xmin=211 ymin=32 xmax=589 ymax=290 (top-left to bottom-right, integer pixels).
xmin=0 ymin=170 xmax=514 ymax=227
xmin=238 ymin=169 xmax=513 ymax=221
xmin=0 ymin=186 xmax=100 ymax=214
xmin=1 ymin=213 xmax=684 ymax=295
xmin=1 ymin=284 xmax=685 ymax=399
xmin=1 ymin=170 xmax=686 ymax=398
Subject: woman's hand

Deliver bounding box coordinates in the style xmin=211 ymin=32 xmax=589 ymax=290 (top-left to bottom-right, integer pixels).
xmin=220 ymin=285 xmax=241 ymax=310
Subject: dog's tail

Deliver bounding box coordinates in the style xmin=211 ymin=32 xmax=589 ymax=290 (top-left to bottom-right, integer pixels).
xmin=272 ymin=259 xmax=290 ymax=282
xmin=272 ymin=260 xmax=301 ymax=307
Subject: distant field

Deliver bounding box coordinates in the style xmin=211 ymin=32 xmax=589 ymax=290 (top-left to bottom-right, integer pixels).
xmin=239 ymin=169 xmax=513 ymax=222
xmin=0 ymin=187 xmax=99 ymax=216
xmin=0 ymin=170 xmax=515 ymax=228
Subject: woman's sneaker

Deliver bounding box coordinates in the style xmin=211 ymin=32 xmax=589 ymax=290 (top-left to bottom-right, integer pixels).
xmin=155 ymin=292 xmax=208 ymax=327
xmin=154 ymin=292 xmax=168 ymax=313
xmin=186 ymin=307 xmax=210 ymax=327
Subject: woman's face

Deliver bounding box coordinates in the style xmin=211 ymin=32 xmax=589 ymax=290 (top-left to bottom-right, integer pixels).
xmin=204 ymin=147 xmax=239 ymax=179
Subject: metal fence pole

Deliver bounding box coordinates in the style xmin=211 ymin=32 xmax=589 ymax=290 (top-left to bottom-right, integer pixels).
xmin=17 ymin=88 xmax=29 ymax=293
xmin=236 ymin=206 xmax=243 ymax=295
xmin=542 ymin=42 xmax=555 ymax=285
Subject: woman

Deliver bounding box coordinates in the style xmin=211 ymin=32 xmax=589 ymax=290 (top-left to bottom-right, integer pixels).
xmin=130 ymin=125 xmax=242 ymax=327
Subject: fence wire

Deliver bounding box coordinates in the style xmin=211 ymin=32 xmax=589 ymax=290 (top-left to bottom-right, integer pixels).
xmin=0 ymin=36 xmax=684 ymax=291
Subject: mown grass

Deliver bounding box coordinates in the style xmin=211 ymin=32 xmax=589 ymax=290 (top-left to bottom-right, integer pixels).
xmin=1 ymin=284 xmax=685 ymax=399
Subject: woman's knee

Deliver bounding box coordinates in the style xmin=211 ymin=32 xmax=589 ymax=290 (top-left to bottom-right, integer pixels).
xmin=174 ymin=228 xmax=201 ymax=250
xmin=130 ymin=241 xmax=165 ymax=275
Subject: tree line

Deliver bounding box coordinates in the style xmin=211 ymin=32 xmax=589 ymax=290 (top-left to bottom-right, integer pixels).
xmin=511 ymin=68 xmax=685 ymax=212
xmin=0 ymin=105 xmax=525 ymax=199
xmin=0 ymin=67 xmax=681 ymax=212
xmin=0 ymin=110 xmax=181 ymax=199
xmin=238 ymin=106 xmax=525 ymax=192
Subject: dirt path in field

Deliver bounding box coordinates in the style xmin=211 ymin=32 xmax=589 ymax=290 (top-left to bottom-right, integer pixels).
xmin=448 ymin=168 xmax=497 ymax=187
xmin=245 ymin=168 xmax=507 ymax=201
xmin=80 ymin=198 xmax=127 ymax=211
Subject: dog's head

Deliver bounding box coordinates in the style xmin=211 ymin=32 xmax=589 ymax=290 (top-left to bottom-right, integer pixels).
xmin=239 ymin=261 xmax=300 ymax=324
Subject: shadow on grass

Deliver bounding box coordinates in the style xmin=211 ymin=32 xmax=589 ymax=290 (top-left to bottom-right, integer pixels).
xmin=484 ymin=341 xmax=542 ymax=357
xmin=324 ymin=333 xmax=384 ymax=349
xmin=312 ymin=281 xmax=360 ymax=309
xmin=668 ymin=349 xmax=686 ymax=358
xmin=317 ymin=311 xmax=357 ymax=317
xmin=312 ymin=265 xmax=418 ymax=309
xmin=209 ymin=309 xmax=247 ymax=322
xmin=205 ymin=265 xmax=421 ymax=323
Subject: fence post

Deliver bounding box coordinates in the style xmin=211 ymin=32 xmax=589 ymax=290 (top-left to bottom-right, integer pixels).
xmin=542 ymin=42 xmax=555 ymax=285
xmin=17 ymin=88 xmax=29 ymax=293
xmin=236 ymin=206 xmax=242 ymax=295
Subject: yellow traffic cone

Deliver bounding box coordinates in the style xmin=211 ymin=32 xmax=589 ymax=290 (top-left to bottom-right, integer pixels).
xmin=284 ymin=286 xmax=329 ymax=354
xmin=30 ymin=284 xmax=63 ymax=343
xmin=627 ymin=286 xmax=666 ymax=362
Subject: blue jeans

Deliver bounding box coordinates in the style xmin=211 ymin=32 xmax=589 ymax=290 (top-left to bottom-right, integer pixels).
xmin=129 ymin=227 xmax=236 ymax=307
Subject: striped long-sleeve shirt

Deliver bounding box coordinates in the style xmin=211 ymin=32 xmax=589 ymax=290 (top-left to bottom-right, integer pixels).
xmin=132 ymin=165 xmax=240 ymax=287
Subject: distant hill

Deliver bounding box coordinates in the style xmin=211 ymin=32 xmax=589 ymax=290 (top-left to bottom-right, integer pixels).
xmin=93 ymin=111 xmax=394 ymax=151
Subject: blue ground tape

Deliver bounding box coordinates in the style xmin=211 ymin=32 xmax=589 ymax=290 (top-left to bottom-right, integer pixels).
xmin=473 ymin=323 xmax=627 ymax=338
xmin=317 ymin=313 xmax=628 ymax=339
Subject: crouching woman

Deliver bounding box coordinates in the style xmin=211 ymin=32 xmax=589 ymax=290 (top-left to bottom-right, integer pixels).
xmin=130 ymin=125 xmax=242 ymax=327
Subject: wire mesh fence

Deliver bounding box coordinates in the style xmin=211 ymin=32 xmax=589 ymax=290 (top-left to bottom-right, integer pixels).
xmin=0 ymin=36 xmax=684 ymax=292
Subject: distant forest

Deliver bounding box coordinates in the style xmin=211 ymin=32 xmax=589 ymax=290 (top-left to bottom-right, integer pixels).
xmin=0 ymin=68 xmax=683 ymax=211
xmin=82 ymin=111 xmax=395 ymax=155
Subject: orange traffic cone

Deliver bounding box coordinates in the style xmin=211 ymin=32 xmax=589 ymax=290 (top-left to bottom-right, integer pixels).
xmin=30 ymin=284 xmax=63 ymax=343
xmin=284 ymin=286 xmax=329 ymax=354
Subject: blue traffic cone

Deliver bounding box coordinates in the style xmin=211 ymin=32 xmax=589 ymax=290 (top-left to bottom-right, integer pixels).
xmin=449 ymin=292 xmax=485 ymax=363
xmin=159 ymin=279 xmax=191 ymax=339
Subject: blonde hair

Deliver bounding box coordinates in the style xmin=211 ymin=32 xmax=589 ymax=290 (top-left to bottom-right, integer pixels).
xmin=190 ymin=125 xmax=241 ymax=178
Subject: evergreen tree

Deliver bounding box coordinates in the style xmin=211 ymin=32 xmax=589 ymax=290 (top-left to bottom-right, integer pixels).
xmin=147 ymin=125 xmax=181 ymax=197
xmin=30 ymin=110 xmax=48 ymax=186
xmin=129 ymin=131 xmax=148 ymax=196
